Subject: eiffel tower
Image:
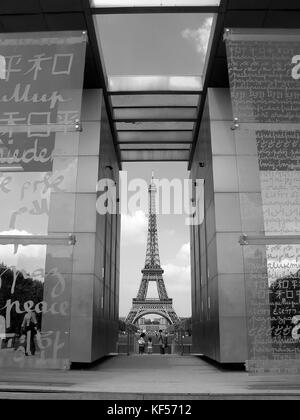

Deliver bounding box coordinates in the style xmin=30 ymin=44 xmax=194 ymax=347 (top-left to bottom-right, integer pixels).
xmin=126 ymin=173 xmax=179 ymax=326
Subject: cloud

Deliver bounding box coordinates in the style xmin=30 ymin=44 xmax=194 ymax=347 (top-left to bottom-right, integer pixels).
xmin=0 ymin=229 xmax=46 ymax=277
xmin=176 ymin=242 xmax=190 ymax=265
xmin=163 ymin=263 xmax=190 ymax=288
xmin=181 ymin=17 xmax=213 ymax=55
xmin=162 ymin=263 xmax=191 ymax=316
xmin=121 ymin=210 xmax=148 ymax=245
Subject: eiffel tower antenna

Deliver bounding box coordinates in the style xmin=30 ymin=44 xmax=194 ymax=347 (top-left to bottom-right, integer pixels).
xmin=126 ymin=173 xmax=179 ymax=326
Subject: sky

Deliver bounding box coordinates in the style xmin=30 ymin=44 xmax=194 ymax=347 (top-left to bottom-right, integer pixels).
xmin=119 ymin=162 xmax=192 ymax=318
xmin=96 ymin=13 xmax=214 ymax=77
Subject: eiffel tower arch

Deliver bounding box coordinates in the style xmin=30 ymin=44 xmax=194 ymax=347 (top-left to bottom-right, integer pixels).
xmin=126 ymin=173 xmax=179 ymax=326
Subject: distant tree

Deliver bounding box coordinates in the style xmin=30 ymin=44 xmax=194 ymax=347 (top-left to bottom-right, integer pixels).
xmin=0 ymin=264 xmax=44 ymax=334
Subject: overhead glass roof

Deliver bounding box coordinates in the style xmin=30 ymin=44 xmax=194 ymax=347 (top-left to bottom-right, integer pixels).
xmin=93 ymin=10 xmax=216 ymax=161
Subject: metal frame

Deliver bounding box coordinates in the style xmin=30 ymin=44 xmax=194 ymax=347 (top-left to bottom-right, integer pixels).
xmin=120 ymin=147 xmax=191 ymax=151
xmin=239 ymin=234 xmax=300 ymax=246
xmin=82 ymin=0 xmax=122 ymax=169
xmin=109 ymin=90 xmax=202 ymax=95
xmin=114 ymin=118 xmax=197 ymax=122
xmin=188 ymin=0 xmax=228 ymax=169
xmin=119 ymin=141 xmax=192 ymax=144
xmin=112 ymin=106 xmax=198 ymax=109
xmin=0 ymin=121 xmax=83 ymax=134
xmin=117 ymin=129 xmax=193 ymax=132
xmin=0 ymin=234 xmax=76 ymax=246
xmin=91 ymin=6 xmax=220 ymax=14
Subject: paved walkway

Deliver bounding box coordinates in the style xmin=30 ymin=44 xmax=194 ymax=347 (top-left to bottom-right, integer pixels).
xmin=0 ymin=355 xmax=300 ymax=399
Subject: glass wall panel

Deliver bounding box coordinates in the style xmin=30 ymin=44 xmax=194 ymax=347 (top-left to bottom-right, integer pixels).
xmin=0 ymin=31 xmax=86 ymax=369
xmin=226 ymin=29 xmax=300 ymax=375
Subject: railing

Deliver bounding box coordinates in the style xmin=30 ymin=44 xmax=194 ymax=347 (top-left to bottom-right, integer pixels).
xmin=239 ymin=234 xmax=300 ymax=246
xmin=0 ymin=234 xmax=76 ymax=246
xmin=0 ymin=121 xmax=82 ymax=135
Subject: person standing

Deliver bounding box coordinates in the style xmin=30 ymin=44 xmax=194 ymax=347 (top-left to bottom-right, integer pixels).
xmin=138 ymin=333 xmax=146 ymax=355
xmin=147 ymin=337 xmax=153 ymax=354
xmin=21 ymin=310 xmax=38 ymax=356
xmin=163 ymin=332 xmax=169 ymax=354
xmin=158 ymin=330 xmax=165 ymax=354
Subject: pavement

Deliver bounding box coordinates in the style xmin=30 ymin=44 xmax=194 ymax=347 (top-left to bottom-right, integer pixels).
xmin=0 ymin=354 xmax=300 ymax=399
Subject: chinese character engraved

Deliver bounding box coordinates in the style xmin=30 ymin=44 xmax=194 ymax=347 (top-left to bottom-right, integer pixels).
xmin=24 ymin=54 xmax=52 ymax=80
xmin=5 ymin=55 xmax=22 ymax=81
xmin=27 ymin=112 xmax=51 ymax=137
xmin=0 ymin=55 xmax=6 ymax=80
xmin=52 ymin=54 xmax=74 ymax=76
xmin=0 ymin=112 xmax=26 ymax=141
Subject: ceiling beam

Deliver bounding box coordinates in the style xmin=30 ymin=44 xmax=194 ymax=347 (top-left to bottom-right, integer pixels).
xmin=114 ymin=119 xmax=197 ymax=122
xmin=188 ymin=0 xmax=228 ymax=170
xmin=119 ymin=141 xmax=192 ymax=144
xmin=91 ymin=6 xmax=220 ymax=14
xmin=109 ymin=90 xmax=202 ymax=96
xmin=81 ymin=0 xmax=122 ymax=169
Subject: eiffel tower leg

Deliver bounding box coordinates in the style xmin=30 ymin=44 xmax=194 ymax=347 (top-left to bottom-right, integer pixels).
xmin=125 ymin=308 xmax=138 ymax=324
xmin=136 ymin=277 xmax=149 ymax=300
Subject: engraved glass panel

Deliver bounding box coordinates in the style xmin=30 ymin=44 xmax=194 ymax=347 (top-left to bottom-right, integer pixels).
xmin=226 ymin=29 xmax=300 ymax=375
xmin=0 ymin=31 xmax=86 ymax=369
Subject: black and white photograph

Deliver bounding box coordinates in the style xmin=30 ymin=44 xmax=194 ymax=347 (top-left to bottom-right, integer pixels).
xmin=0 ymin=0 xmax=300 ymax=407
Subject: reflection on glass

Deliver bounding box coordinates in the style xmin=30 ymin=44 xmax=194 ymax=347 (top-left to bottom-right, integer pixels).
xmin=0 ymin=244 xmax=72 ymax=368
